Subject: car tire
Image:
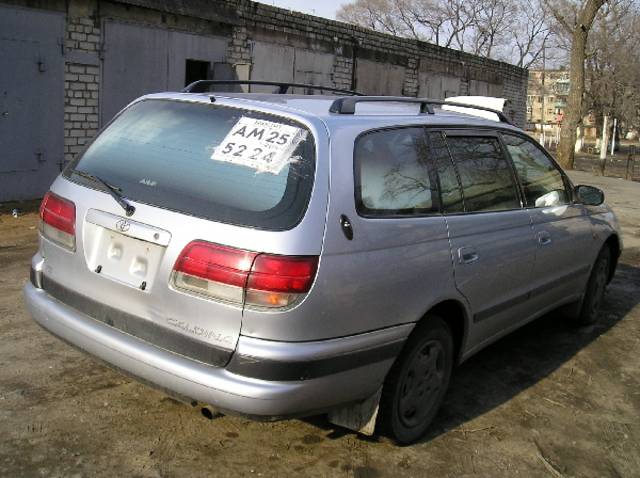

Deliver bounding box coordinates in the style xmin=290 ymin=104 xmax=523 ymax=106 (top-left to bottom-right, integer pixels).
xmin=576 ymin=246 xmax=612 ymax=326
xmin=378 ymin=315 xmax=453 ymax=445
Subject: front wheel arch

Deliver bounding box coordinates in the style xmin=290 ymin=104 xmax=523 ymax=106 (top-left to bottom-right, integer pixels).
xmin=603 ymin=234 xmax=621 ymax=283
xmin=576 ymin=244 xmax=613 ymax=325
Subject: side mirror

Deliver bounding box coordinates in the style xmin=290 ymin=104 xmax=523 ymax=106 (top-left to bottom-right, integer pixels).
xmin=575 ymin=185 xmax=605 ymax=206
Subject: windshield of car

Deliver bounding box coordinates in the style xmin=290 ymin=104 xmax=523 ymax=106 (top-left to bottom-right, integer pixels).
xmin=65 ymin=99 xmax=316 ymax=230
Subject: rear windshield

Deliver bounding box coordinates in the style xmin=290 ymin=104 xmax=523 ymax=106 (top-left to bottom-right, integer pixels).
xmin=65 ymin=99 xmax=316 ymax=230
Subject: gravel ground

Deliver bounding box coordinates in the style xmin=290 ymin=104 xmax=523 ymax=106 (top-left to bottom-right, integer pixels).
xmin=0 ymin=170 xmax=638 ymax=478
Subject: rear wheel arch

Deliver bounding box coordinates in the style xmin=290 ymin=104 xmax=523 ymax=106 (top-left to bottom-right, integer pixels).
xmin=379 ymin=314 xmax=454 ymax=443
xmin=376 ymin=301 xmax=468 ymax=443
xmin=414 ymin=299 xmax=469 ymax=365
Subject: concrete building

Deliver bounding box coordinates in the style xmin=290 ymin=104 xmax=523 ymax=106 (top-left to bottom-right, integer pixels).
xmin=527 ymin=69 xmax=569 ymax=126
xmin=527 ymin=69 xmax=597 ymax=141
xmin=0 ymin=0 xmax=529 ymax=201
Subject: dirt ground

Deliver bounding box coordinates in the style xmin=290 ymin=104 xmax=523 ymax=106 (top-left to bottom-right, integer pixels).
xmin=1 ymin=170 xmax=639 ymax=478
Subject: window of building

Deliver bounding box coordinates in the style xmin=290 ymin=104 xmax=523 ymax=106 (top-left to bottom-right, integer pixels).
xmin=444 ymin=136 xmax=520 ymax=213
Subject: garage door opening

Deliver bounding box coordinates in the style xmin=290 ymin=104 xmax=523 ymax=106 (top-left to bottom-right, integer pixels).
xmin=185 ymin=59 xmax=210 ymax=86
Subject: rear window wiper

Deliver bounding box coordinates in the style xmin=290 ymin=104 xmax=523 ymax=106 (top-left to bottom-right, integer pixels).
xmin=70 ymin=169 xmax=136 ymax=217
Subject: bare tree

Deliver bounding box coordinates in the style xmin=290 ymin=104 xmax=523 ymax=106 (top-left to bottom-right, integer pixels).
xmin=543 ymin=0 xmax=610 ymax=168
xmin=337 ymin=0 xmax=552 ymax=64
xmin=443 ymin=0 xmax=481 ymax=50
xmin=505 ymin=0 xmax=554 ymax=68
xmin=401 ymin=0 xmax=479 ymax=49
xmin=337 ymin=0 xmax=408 ymax=36
xmin=404 ymin=0 xmax=450 ymax=44
xmin=586 ymin=0 xmax=640 ymax=132
xmin=471 ymin=0 xmax=513 ymax=58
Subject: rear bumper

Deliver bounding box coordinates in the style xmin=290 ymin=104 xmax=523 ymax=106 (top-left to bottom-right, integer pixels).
xmin=23 ymin=281 xmax=409 ymax=419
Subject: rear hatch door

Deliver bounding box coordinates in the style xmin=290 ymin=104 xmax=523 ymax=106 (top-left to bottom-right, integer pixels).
xmin=40 ymin=96 xmax=323 ymax=366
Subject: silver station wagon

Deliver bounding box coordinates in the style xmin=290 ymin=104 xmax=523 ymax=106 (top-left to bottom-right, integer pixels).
xmin=24 ymin=81 xmax=621 ymax=444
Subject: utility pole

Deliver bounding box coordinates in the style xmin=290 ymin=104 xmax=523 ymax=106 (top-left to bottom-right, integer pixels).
xmin=541 ymin=46 xmax=546 ymax=146
xmin=611 ymin=118 xmax=617 ymax=156
xmin=600 ymin=115 xmax=609 ymax=161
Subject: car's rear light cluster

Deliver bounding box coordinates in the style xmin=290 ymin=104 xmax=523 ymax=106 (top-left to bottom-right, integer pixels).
xmin=172 ymin=240 xmax=318 ymax=309
xmin=39 ymin=191 xmax=76 ymax=250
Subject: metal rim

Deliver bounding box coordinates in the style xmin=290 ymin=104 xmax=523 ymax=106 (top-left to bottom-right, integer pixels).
xmin=397 ymin=339 xmax=446 ymax=429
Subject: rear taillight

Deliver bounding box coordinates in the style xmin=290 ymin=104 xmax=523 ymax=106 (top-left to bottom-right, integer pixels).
xmin=173 ymin=240 xmax=318 ymax=309
xmin=245 ymin=254 xmax=318 ymax=308
xmin=39 ymin=191 xmax=76 ymax=250
xmin=173 ymin=241 xmax=256 ymax=304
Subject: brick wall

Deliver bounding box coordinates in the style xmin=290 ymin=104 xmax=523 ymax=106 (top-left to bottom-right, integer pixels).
xmin=63 ymin=16 xmax=100 ymax=162
xmin=332 ymin=53 xmax=354 ymax=91
xmin=226 ymin=25 xmax=252 ymax=67
xmin=3 ymin=0 xmax=529 ymax=173
xmin=222 ymin=0 xmax=527 ymax=125
xmin=111 ymin=0 xmax=528 ymax=125
xmin=402 ymin=57 xmax=419 ymax=98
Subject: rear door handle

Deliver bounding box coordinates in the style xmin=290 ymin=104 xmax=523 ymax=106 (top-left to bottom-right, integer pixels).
xmin=537 ymin=231 xmax=552 ymax=246
xmin=458 ymin=247 xmax=479 ymax=265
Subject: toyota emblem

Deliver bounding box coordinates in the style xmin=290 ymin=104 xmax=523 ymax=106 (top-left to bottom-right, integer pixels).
xmin=116 ymin=219 xmax=131 ymax=233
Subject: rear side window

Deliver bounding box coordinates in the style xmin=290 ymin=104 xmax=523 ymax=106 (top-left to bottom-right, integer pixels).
xmin=445 ymin=136 xmax=520 ymax=213
xmin=355 ymin=127 xmax=435 ymax=216
xmin=65 ymin=99 xmax=315 ymax=231
xmin=502 ymin=133 xmax=569 ymax=208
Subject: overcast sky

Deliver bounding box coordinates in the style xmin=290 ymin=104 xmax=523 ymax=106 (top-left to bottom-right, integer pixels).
xmin=257 ymin=0 xmax=347 ymax=19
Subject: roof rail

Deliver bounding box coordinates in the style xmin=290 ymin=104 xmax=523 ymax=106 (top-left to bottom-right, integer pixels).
xmin=182 ymin=80 xmax=363 ymax=96
xmin=329 ymin=96 xmax=512 ymax=124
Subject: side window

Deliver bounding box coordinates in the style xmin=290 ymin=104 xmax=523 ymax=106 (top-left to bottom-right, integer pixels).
xmin=445 ymin=136 xmax=521 ymax=213
xmin=355 ymin=127 xmax=434 ymax=216
xmin=429 ymin=132 xmax=464 ymax=213
xmin=502 ymin=134 xmax=569 ymax=208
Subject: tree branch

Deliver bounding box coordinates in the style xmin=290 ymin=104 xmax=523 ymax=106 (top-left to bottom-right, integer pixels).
xmin=541 ymin=0 xmax=573 ymax=33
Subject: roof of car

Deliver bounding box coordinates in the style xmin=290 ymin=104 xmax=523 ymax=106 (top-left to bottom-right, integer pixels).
xmin=138 ymin=92 xmax=523 ymax=133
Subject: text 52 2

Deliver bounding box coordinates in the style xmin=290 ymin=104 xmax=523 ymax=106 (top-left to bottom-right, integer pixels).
xmin=219 ymin=142 xmax=277 ymax=163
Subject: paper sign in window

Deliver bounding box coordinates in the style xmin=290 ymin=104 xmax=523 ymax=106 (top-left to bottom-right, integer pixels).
xmin=211 ymin=117 xmax=307 ymax=175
